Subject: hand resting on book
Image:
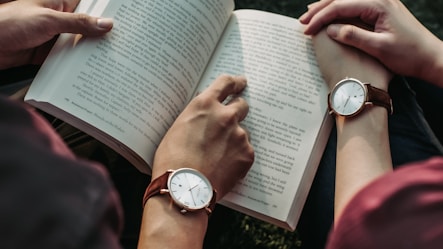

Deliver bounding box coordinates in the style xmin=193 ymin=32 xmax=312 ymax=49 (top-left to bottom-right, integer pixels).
xmin=311 ymin=29 xmax=392 ymax=91
xmin=151 ymin=74 xmax=254 ymax=199
xmin=138 ymin=74 xmax=254 ymax=249
xmin=301 ymin=0 xmax=443 ymax=87
xmin=0 ymin=0 xmax=113 ymax=69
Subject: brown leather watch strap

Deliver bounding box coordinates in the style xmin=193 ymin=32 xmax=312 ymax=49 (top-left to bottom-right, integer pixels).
xmin=366 ymin=84 xmax=393 ymax=114
xmin=142 ymin=171 xmax=169 ymax=207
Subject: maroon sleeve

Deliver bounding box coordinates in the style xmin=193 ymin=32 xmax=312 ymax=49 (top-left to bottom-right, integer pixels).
xmin=0 ymin=96 xmax=124 ymax=249
xmin=326 ymin=157 xmax=443 ymax=249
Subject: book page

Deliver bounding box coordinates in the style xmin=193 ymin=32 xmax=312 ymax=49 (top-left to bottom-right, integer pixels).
xmin=25 ymin=0 xmax=234 ymax=171
xmin=196 ymin=9 xmax=332 ymax=227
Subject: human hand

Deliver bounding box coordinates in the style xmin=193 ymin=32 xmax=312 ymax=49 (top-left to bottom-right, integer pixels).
xmin=312 ymin=29 xmax=392 ymax=91
xmin=301 ymin=0 xmax=443 ymax=85
xmin=152 ymin=75 xmax=254 ymax=199
xmin=0 ymin=0 xmax=113 ymax=69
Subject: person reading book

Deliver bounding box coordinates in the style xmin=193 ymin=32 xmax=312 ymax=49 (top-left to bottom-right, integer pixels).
xmin=297 ymin=2 xmax=443 ymax=247
xmin=311 ymin=35 xmax=443 ymax=248
xmin=6 ymin=0 xmax=438 ymax=248
xmin=0 ymin=0 xmax=254 ymax=248
xmin=23 ymin=0 xmax=336 ymax=234
xmin=1 ymin=75 xmax=253 ymax=249
xmin=297 ymin=0 xmax=443 ymax=248
xmin=136 ymin=0 xmax=443 ymax=246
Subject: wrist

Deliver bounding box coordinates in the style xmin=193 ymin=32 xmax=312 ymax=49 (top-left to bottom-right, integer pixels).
xmin=328 ymin=78 xmax=392 ymax=119
xmin=420 ymin=37 xmax=443 ymax=87
xmin=139 ymin=195 xmax=208 ymax=249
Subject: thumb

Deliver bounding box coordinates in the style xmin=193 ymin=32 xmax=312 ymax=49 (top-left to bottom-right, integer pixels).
xmin=326 ymin=24 xmax=383 ymax=58
xmin=49 ymin=10 xmax=113 ymax=36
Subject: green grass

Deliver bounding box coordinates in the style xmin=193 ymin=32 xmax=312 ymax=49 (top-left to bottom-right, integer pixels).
xmin=204 ymin=206 xmax=302 ymax=249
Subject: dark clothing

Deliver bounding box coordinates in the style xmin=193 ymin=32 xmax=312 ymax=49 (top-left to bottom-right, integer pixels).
xmin=0 ymin=96 xmax=123 ymax=249
xmin=327 ymin=157 xmax=443 ymax=249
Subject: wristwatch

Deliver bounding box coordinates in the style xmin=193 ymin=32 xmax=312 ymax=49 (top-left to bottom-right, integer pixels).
xmin=328 ymin=78 xmax=393 ymax=117
xmin=143 ymin=168 xmax=217 ymax=215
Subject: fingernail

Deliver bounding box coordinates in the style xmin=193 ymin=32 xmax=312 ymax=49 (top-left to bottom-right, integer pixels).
xmin=327 ymin=24 xmax=339 ymax=38
xmin=238 ymin=75 xmax=247 ymax=83
xmin=97 ymin=18 xmax=113 ymax=29
xmin=299 ymin=12 xmax=308 ymax=22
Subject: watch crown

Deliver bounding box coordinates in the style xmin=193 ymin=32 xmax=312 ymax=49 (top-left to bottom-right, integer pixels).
xmin=205 ymin=207 xmax=213 ymax=215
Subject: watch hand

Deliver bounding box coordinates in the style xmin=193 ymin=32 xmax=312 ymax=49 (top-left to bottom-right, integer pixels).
xmin=184 ymin=173 xmax=198 ymax=206
xmin=189 ymin=183 xmax=199 ymax=191
xmin=189 ymin=183 xmax=204 ymax=206
xmin=343 ymin=96 xmax=350 ymax=110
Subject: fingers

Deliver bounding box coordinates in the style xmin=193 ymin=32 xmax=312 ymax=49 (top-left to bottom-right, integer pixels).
xmin=299 ymin=0 xmax=334 ymax=24
xmin=23 ymin=0 xmax=80 ymax=12
xmin=209 ymin=75 xmax=249 ymax=122
xmin=226 ymin=96 xmax=249 ymax=122
xmin=326 ymin=23 xmax=385 ymax=58
xmin=48 ymin=10 xmax=113 ymax=36
xmin=302 ymin=0 xmax=376 ymax=35
xmin=205 ymin=75 xmax=247 ymax=102
xmin=61 ymin=0 xmax=82 ymax=12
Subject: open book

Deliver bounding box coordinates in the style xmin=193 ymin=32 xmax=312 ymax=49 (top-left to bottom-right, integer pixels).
xmin=24 ymin=0 xmax=333 ymax=230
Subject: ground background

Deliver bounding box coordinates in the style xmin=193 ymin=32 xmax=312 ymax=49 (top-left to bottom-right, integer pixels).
xmin=202 ymin=0 xmax=443 ymax=248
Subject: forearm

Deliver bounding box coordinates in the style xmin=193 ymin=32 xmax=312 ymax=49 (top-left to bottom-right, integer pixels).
xmin=137 ymin=75 xmax=253 ymax=248
xmin=334 ymin=107 xmax=392 ymax=221
xmin=138 ymin=196 xmax=208 ymax=249
xmin=312 ymin=30 xmax=393 ymax=222
xmin=419 ymin=36 xmax=443 ymax=88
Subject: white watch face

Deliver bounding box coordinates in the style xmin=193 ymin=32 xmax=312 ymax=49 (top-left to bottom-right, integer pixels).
xmin=330 ymin=78 xmax=367 ymax=116
xmin=167 ymin=168 xmax=213 ymax=211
